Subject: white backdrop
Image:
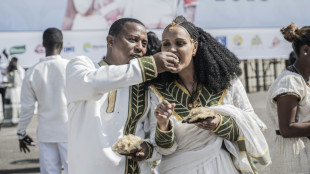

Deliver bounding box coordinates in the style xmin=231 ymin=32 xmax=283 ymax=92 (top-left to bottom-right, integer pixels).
xmin=0 ymin=28 xmax=292 ymax=67
xmin=0 ymin=0 xmax=308 ymax=67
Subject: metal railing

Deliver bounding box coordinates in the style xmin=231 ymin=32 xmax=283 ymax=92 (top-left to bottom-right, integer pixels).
xmin=239 ymin=59 xmax=286 ymax=93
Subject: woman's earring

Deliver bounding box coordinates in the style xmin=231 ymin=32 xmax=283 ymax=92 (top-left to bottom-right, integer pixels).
xmin=305 ymin=52 xmax=308 ymax=56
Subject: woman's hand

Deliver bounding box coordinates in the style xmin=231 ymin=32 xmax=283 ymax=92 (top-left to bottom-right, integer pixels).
xmin=127 ymin=141 xmax=150 ymax=161
xmin=154 ymin=100 xmax=175 ymax=131
xmin=195 ymin=114 xmax=221 ymax=131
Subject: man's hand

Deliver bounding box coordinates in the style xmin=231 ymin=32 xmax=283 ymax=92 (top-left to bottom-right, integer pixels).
xmin=155 ymin=100 xmax=175 ymax=131
xmin=195 ymin=114 xmax=221 ymax=131
xmin=127 ymin=141 xmax=150 ymax=161
xmin=153 ymin=52 xmax=180 ymax=73
xmin=18 ymin=135 xmax=34 ymax=153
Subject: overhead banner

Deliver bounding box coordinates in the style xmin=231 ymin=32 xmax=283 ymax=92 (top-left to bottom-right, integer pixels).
xmin=0 ymin=31 xmax=107 ymax=67
xmin=0 ymin=0 xmax=309 ymax=31
xmin=0 ymin=0 xmax=308 ymax=66
xmin=0 ymin=28 xmax=292 ymax=67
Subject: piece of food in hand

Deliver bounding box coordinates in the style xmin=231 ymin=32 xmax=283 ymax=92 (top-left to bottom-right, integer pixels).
xmin=112 ymin=134 xmax=144 ymax=155
xmin=182 ymin=107 xmax=216 ymax=123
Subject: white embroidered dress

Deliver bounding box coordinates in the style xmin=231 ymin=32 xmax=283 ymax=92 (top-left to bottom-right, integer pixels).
xmin=266 ymin=70 xmax=310 ymax=174
xmin=150 ymin=79 xmax=270 ymax=174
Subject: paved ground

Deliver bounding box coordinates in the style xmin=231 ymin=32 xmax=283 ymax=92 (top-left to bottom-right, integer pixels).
xmin=0 ymin=92 xmax=271 ymax=174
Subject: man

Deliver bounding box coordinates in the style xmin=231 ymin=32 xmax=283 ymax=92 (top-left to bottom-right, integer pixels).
xmin=17 ymin=28 xmax=69 ymax=174
xmin=66 ymin=18 xmax=179 ymax=174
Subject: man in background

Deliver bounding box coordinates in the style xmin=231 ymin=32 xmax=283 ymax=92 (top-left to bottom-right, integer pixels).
xmin=17 ymin=28 xmax=69 ymax=174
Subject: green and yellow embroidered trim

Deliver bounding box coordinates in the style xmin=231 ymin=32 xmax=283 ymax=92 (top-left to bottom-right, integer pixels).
xmin=98 ymin=60 xmax=118 ymax=113
xmin=98 ymin=59 xmax=108 ymax=66
xmin=151 ymin=82 xmax=226 ymax=121
xmin=213 ymin=115 xmax=239 ymax=142
xmin=124 ymin=158 xmax=141 ymax=174
xmin=123 ymin=84 xmax=148 ymax=174
xmin=106 ymin=90 xmax=117 ymax=113
xmin=237 ymin=138 xmax=246 ymax=152
xmin=274 ymin=92 xmax=300 ymax=102
xmin=137 ymin=56 xmax=158 ymax=82
xmin=145 ymin=141 xmax=154 ymax=160
xmin=155 ymin=122 xmax=175 ymax=149
xmin=246 ymin=153 xmax=258 ymax=174
xmin=231 ymin=155 xmax=254 ymax=174
xmin=248 ymin=147 xmax=271 ymax=166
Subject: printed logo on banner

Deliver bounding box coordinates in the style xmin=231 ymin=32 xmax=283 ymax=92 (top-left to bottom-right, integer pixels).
xmin=251 ymin=35 xmax=263 ymax=46
xmin=10 ymin=45 xmax=26 ymax=55
xmin=83 ymin=43 xmax=91 ymax=52
xmin=63 ymin=43 xmax=75 ymax=53
xmin=233 ymin=35 xmax=243 ymax=46
xmin=215 ymin=36 xmax=227 ymax=46
xmin=83 ymin=43 xmax=105 ymax=53
xmin=34 ymin=44 xmax=45 ymax=54
xmin=269 ymin=37 xmax=281 ymax=48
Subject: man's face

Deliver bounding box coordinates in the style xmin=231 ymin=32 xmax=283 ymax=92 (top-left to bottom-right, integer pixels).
xmin=110 ymin=22 xmax=148 ymax=65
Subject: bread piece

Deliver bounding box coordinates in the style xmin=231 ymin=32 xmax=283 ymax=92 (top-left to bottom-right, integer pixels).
xmin=112 ymin=134 xmax=144 ymax=155
xmin=182 ymin=107 xmax=216 ymax=123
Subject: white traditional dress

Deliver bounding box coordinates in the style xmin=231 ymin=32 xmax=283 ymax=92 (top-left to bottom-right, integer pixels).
xmin=3 ymin=66 xmax=24 ymax=124
xmin=17 ymin=55 xmax=69 ymax=174
xmin=150 ymin=78 xmax=271 ymax=174
xmin=65 ymin=56 xmax=161 ymax=174
xmin=266 ymin=69 xmax=310 ymax=174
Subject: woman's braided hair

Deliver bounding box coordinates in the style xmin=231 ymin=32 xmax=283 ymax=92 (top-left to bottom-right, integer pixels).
xmin=151 ymin=16 xmax=241 ymax=93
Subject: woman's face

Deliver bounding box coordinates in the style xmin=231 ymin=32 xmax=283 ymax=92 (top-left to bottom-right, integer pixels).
xmin=161 ymin=25 xmax=198 ymax=72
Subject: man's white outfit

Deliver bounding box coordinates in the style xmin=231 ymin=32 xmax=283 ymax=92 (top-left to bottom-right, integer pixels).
xmin=17 ymin=55 xmax=69 ymax=174
xmin=66 ymin=56 xmax=161 ymax=174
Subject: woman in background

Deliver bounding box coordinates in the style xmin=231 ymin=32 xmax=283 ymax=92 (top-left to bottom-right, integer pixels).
xmin=266 ymin=23 xmax=310 ymax=173
xmin=3 ymin=57 xmax=24 ymax=125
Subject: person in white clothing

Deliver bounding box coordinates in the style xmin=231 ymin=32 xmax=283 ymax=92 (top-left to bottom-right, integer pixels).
xmin=149 ymin=16 xmax=271 ymax=174
xmin=17 ymin=28 xmax=69 ymax=174
xmin=3 ymin=57 xmax=25 ymax=125
xmin=266 ymin=23 xmax=310 ymax=173
xmin=66 ymin=18 xmax=180 ymax=174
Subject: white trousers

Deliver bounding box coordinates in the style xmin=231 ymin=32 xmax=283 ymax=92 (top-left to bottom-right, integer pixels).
xmin=39 ymin=142 xmax=68 ymax=174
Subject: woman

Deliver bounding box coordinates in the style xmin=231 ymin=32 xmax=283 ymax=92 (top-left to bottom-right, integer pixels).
xmin=266 ymin=23 xmax=310 ymax=173
xmin=3 ymin=58 xmax=24 ymax=125
xmin=149 ymin=16 xmax=270 ymax=174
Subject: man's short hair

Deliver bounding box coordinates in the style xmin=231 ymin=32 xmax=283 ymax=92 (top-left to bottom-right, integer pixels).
xmin=108 ymin=18 xmax=145 ymax=37
xmin=43 ymin=28 xmax=63 ymax=49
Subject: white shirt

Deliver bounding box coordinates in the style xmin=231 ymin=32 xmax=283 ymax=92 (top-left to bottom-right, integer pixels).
xmin=17 ymin=55 xmax=69 ymax=142
xmin=66 ymin=56 xmax=160 ymax=174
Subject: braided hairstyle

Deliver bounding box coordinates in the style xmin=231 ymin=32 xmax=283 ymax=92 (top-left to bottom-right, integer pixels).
xmin=152 ymin=16 xmax=241 ymax=93
xmin=281 ymin=23 xmax=310 ymax=56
